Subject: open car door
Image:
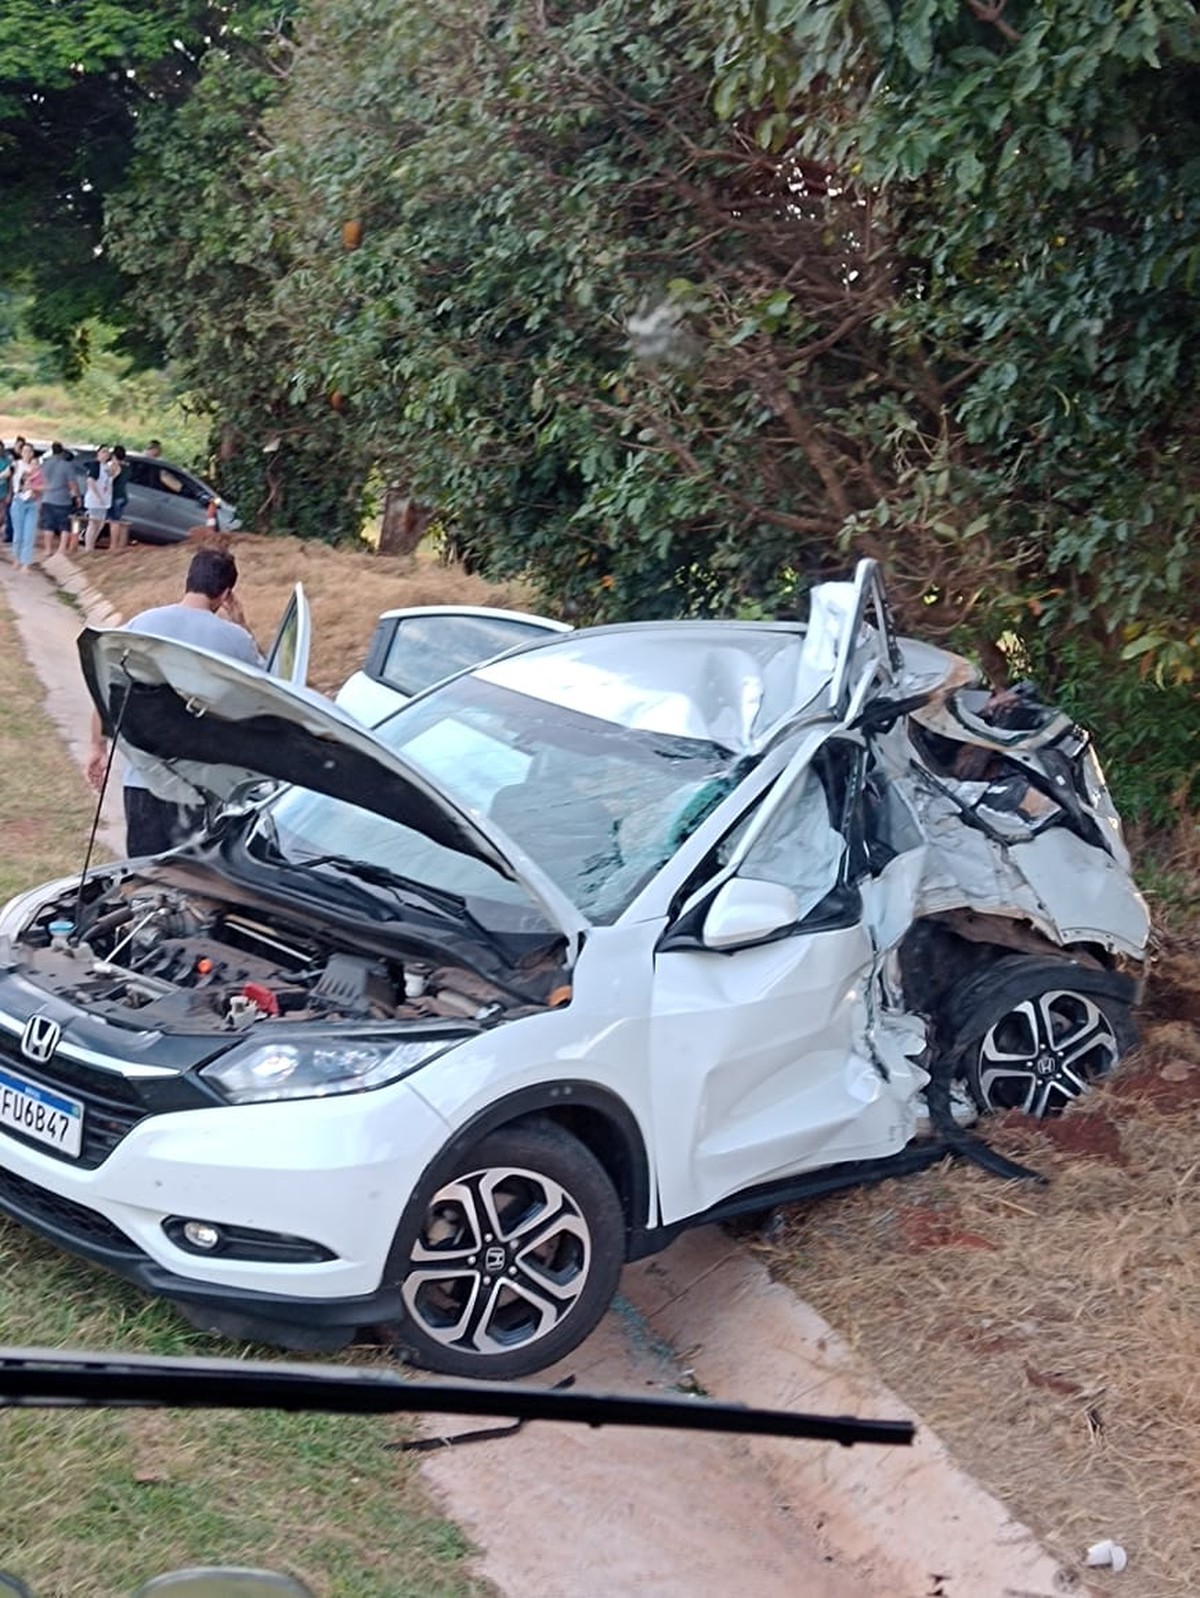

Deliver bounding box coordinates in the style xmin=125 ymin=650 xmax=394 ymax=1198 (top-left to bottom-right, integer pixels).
xmin=335 ymin=606 xmax=570 ymax=725
xmin=649 ymin=726 xmax=928 ymax=1221
xmin=264 ymin=583 xmax=310 ymax=686
xmin=801 ymin=560 xmax=904 ymax=725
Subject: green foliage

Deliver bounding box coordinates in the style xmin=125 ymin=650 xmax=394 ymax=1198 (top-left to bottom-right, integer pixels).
xmin=95 ymin=0 xmax=1200 ymax=818
xmin=0 ymin=293 xmax=207 ymax=458
xmin=222 ymin=0 xmax=913 ymax=607
xmin=105 ymin=19 xmax=366 ymax=540
xmin=0 ymin=3 xmax=291 ymax=372
xmin=1018 ymin=631 xmax=1199 ymax=828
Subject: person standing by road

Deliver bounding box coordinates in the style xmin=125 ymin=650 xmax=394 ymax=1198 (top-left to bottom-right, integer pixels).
xmin=9 ymin=443 xmax=44 ymax=572
xmin=82 ymin=445 xmax=114 ymax=552
xmin=38 ymin=442 xmax=82 ymax=557
xmin=85 ymin=546 xmax=263 ymax=855
xmin=107 ymin=445 xmax=131 ymax=553
xmin=4 ymin=437 xmax=26 ymax=549
xmin=3 ymin=436 xmax=25 ymax=547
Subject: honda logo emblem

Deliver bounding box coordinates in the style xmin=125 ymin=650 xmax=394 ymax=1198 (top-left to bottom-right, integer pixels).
xmin=20 ymin=1014 xmax=61 ymax=1066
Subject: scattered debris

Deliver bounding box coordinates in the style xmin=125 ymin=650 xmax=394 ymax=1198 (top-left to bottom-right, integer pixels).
xmin=1023 ymin=1363 xmax=1083 ymax=1399
xmin=1085 ymin=1539 xmax=1128 ymax=1572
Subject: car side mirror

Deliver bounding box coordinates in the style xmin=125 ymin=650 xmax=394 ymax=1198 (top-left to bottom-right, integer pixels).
xmin=700 ymin=878 xmax=799 ymax=950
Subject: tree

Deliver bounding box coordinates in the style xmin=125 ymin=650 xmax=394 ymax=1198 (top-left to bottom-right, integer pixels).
xmin=709 ymin=0 xmax=1200 ymax=813
xmin=0 ymin=2 xmax=284 ymax=372
xmin=103 ymin=0 xmax=1198 ymax=817
xmin=243 ymin=0 xmax=929 ymax=615
xmin=102 ymin=7 xmax=362 ymax=538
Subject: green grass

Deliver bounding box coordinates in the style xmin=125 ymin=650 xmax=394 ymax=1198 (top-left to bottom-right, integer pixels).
xmin=1 ymin=318 xmax=207 ymax=466
xmin=0 ymin=602 xmax=492 ymax=1597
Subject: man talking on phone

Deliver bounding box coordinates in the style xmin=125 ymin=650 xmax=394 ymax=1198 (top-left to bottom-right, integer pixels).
xmin=86 ymin=547 xmax=263 ymax=855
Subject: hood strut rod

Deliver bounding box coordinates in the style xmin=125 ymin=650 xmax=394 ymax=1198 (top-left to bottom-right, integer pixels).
xmin=72 ymin=672 xmax=133 ymax=936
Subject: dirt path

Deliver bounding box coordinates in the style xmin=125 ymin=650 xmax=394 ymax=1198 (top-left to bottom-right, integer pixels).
xmin=0 ymin=555 xmax=124 ymax=854
xmin=420 ymin=1229 xmax=1081 ymax=1598
xmin=0 ymin=548 xmax=1086 ymax=1598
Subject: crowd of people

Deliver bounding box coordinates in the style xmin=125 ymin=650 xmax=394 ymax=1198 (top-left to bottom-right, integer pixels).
xmin=0 ymin=435 xmax=162 ymax=569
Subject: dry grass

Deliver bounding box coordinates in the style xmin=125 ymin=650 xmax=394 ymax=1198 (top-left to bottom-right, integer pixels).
xmin=84 ymin=533 xmax=547 ymax=696
xmin=1132 ymin=815 xmax=1200 ymax=960
xmin=760 ymin=1009 xmax=1200 ymax=1596
xmin=0 ymin=408 xmax=78 ymax=444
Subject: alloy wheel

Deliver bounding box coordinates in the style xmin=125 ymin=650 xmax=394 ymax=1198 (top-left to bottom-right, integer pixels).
xmin=974 ymin=989 xmax=1121 ymax=1116
xmin=401 ymin=1164 xmax=593 ymax=1357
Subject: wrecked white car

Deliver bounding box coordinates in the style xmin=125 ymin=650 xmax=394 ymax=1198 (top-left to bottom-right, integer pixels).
xmin=0 ymin=561 xmax=1147 ymax=1378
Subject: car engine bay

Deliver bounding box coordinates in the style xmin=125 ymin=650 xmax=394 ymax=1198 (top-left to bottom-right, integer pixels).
xmin=11 ymin=872 xmax=565 ymax=1034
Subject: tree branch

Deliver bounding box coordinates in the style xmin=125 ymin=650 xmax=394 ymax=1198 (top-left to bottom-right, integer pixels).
xmin=965 ymin=0 xmax=1021 ymax=45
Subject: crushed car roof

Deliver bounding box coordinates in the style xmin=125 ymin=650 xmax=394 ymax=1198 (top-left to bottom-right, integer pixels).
xmin=80 ymin=568 xmax=975 ymax=813
xmin=477 ymin=620 xmax=969 ymax=752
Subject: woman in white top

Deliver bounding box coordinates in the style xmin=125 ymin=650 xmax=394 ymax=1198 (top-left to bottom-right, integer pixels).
xmin=83 ymin=445 xmax=114 ymax=553
xmin=10 ymin=444 xmax=44 ymax=572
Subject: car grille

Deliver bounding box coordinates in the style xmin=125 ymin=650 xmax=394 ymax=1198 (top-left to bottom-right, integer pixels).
xmin=0 ymin=1042 xmax=148 ymax=1169
xmin=0 ymin=1163 xmax=144 ymax=1258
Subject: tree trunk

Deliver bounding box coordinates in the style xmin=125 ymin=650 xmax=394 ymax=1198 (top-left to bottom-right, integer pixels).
xmin=377 ymin=488 xmax=432 ymax=556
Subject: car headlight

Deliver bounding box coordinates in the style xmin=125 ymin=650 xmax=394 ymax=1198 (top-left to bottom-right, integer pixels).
xmin=203 ymin=1035 xmax=458 ymax=1104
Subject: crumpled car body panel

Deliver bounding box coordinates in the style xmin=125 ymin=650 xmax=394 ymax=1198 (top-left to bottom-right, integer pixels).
xmin=872 ymin=695 xmax=1149 ymax=959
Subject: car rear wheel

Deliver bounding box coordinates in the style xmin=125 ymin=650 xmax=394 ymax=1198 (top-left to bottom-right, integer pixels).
xmin=946 ymin=957 xmax=1135 ymax=1118
xmin=390 ymin=1121 xmax=624 ymax=1379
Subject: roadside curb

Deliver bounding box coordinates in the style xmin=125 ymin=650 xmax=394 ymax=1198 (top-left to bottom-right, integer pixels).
xmin=43 ymin=550 xmax=125 ymax=628
xmin=620 ymin=1229 xmax=1086 ymax=1598
xmin=0 ymin=553 xmax=126 ymax=854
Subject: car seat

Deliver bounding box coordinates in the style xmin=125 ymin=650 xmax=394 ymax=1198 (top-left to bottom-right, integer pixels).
xmin=489 ymin=779 xmax=621 ymax=886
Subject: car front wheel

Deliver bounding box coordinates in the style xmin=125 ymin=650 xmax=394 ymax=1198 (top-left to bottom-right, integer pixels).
xmin=390 ymin=1120 xmax=624 ymax=1379
xmin=945 ymin=956 xmax=1135 ymax=1118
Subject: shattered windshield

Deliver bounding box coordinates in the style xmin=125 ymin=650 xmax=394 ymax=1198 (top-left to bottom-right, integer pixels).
xmin=261 ymin=677 xmax=739 ymax=924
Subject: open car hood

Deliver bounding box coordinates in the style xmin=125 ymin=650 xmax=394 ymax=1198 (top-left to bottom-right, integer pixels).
xmin=79 ymin=626 xmax=526 ymax=882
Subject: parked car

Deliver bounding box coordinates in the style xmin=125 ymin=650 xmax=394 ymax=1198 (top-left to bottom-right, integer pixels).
xmin=0 ymin=562 xmax=1148 ymax=1378
xmin=335 ymin=605 xmax=570 ymax=724
xmin=68 ymin=448 xmax=239 ymax=544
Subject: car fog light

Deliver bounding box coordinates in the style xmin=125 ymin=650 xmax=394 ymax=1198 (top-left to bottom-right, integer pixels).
xmin=182 ymin=1221 xmax=222 ymax=1251
xmin=164 ymin=1217 xmax=336 ymax=1263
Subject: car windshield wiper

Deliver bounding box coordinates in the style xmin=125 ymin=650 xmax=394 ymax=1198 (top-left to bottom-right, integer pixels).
xmin=295 ymin=853 xmax=471 ymax=923
xmin=0 ymin=1347 xmax=915 ymax=1448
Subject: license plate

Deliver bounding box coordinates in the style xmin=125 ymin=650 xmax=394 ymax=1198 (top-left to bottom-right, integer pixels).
xmin=0 ymin=1065 xmax=83 ymax=1157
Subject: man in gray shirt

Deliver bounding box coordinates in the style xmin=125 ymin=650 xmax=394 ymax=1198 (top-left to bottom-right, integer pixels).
xmin=86 ymin=547 xmax=263 ymax=855
xmin=38 ymin=442 xmax=81 ymax=556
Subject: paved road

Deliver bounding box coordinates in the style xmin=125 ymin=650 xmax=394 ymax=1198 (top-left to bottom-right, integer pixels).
xmin=0 ymin=554 xmax=124 ymax=854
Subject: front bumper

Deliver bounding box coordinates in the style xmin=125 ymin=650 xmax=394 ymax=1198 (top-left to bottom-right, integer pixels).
xmin=0 ymin=1157 xmax=405 ymax=1347
xmin=0 ymin=1082 xmax=451 ymax=1334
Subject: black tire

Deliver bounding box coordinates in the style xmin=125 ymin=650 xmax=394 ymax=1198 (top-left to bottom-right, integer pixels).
xmin=388 ymin=1120 xmax=624 ymax=1380
xmin=942 ymin=955 xmax=1136 ymax=1119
